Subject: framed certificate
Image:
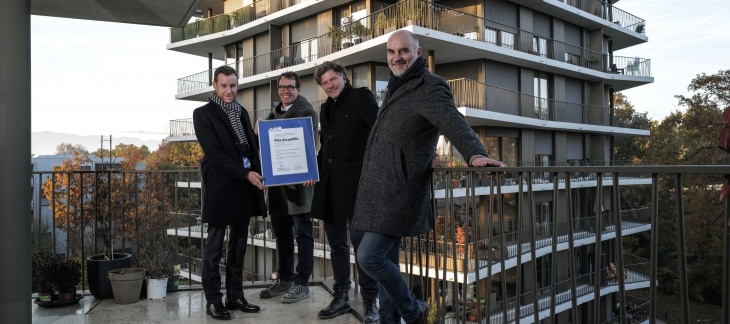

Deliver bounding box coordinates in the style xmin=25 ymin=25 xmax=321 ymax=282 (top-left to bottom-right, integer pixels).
xmin=257 ymin=117 xmax=319 ymax=186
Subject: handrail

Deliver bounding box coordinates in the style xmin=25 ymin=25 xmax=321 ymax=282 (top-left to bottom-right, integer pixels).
xmin=447 ymin=78 xmax=617 ymax=127
xmin=559 ymin=0 xmax=646 ymax=35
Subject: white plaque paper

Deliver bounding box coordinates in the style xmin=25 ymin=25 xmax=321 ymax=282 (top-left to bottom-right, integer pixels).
xmin=268 ymin=126 xmax=309 ymax=176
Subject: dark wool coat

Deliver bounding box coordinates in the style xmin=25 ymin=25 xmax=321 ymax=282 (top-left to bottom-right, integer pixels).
xmin=311 ymin=84 xmax=378 ymax=223
xmin=193 ymin=100 xmax=267 ymax=225
xmin=352 ymin=66 xmax=488 ymax=237
xmin=265 ymin=95 xmax=318 ymax=216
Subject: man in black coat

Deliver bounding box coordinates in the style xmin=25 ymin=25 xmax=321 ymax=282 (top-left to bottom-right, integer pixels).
xmin=306 ymin=61 xmax=379 ymax=322
xmin=193 ymin=65 xmax=266 ymax=320
xmin=352 ymin=30 xmax=503 ymax=324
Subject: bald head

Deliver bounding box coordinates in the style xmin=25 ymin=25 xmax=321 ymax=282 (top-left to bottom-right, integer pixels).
xmin=386 ymin=30 xmax=422 ymax=77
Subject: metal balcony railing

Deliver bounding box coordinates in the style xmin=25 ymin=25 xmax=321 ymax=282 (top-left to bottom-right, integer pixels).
xmin=447 ymin=78 xmax=618 ymax=127
xmin=31 ymin=165 xmax=730 ymax=323
xmin=168 ymin=101 xmax=326 ymax=138
xmin=559 ymin=0 xmax=647 ymax=35
xmin=176 ymin=0 xmax=651 ymax=96
xmin=170 ymin=0 xmax=303 ymax=43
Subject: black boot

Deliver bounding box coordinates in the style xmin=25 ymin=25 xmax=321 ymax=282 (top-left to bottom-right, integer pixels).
xmin=318 ymin=289 xmax=351 ymax=319
xmin=362 ymin=298 xmax=379 ymax=324
xmin=407 ymin=300 xmax=428 ymax=324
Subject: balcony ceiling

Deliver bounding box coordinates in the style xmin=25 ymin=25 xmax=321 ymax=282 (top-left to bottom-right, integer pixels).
xmin=31 ymin=0 xmax=202 ymax=28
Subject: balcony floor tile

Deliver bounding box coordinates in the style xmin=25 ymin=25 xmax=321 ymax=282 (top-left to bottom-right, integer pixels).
xmin=32 ymin=285 xmax=362 ymax=324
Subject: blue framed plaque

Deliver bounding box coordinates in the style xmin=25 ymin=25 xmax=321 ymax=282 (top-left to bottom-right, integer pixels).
xmin=257 ymin=117 xmax=319 ymax=186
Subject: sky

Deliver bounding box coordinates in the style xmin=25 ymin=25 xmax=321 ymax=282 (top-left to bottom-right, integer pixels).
xmin=30 ymin=0 xmax=730 ymax=151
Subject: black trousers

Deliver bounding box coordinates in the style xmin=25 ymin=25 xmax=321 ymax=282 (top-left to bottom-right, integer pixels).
xmin=324 ymin=216 xmax=378 ymax=300
xmin=202 ymin=218 xmax=250 ymax=303
xmin=270 ymin=213 xmax=314 ymax=286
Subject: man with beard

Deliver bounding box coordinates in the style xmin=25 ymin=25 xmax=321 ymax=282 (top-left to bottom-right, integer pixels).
xmin=352 ymin=30 xmax=504 ymax=324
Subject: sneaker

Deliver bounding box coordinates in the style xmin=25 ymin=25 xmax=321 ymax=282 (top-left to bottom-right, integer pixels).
xmin=281 ymin=283 xmax=310 ymax=303
xmin=260 ymin=279 xmax=293 ymax=298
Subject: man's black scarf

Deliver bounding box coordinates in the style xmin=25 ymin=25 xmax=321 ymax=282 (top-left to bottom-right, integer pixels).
xmin=386 ymin=56 xmax=426 ymax=98
xmin=210 ymin=92 xmax=250 ymax=148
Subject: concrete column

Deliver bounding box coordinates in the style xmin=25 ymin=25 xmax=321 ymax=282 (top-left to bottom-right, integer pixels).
xmin=0 ymin=0 xmax=31 ymax=323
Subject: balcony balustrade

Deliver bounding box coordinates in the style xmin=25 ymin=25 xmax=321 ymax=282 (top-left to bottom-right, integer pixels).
xmin=30 ymin=165 xmax=730 ymax=323
xmin=447 ymin=78 xmax=622 ymax=128
xmin=559 ymin=0 xmax=646 ymax=35
xmin=170 ymin=0 xmax=302 ymax=43
xmin=168 ymin=102 xmax=325 ymax=139
xmin=176 ymin=0 xmax=651 ymax=96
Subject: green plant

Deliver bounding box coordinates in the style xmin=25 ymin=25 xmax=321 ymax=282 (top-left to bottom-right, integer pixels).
xmin=55 ymin=259 xmax=81 ymax=293
xmin=352 ymin=21 xmax=368 ymax=39
xmin=328 ymin=25 xmax=344 ymax=48
xmin=427 ymin=298 xmax=438 ymax=324
xmin=31 ymin=250 xmax=59 ymax=294
xmin=374 ymin=12 xmax=388 ymax=35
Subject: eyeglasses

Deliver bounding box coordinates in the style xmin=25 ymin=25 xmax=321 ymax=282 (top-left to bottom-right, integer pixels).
xmin=277 ymin=85 xmax=296 ymax=91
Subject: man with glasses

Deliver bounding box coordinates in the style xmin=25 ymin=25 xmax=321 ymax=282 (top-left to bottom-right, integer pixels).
xmin=256 ymin=71 xmax=318 ymax=304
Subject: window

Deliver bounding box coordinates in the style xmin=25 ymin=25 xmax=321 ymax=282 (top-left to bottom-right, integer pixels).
xmin=535 ymin=154 xmax=552 ymax=179
xmin=501 ymin=31 xmax=515 ymax=49
xmin=535 ymin=201 xmax=552 ymax=236
xmin=532 ymin=36 xmax=548 ymax=57
xmin=533 ymin=73 xmax=549 ymax=120
xmin=375 ymin=65 xmax=390 ymax=105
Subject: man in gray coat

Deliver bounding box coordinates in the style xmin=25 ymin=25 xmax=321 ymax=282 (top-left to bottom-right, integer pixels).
xmin=257 ymin=72 xmax=318 ymax=304
xmin=352 ymin=30 xmax=503 ymax=324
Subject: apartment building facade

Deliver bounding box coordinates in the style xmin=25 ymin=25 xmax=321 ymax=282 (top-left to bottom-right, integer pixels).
xmin=166 ymin=0 xmax=653 ymax=322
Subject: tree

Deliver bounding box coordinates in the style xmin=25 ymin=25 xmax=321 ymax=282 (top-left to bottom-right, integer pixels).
xmin=645 ymin=69 xmax=730 ymax=305
xmin=42 ymin=145 xmax=171 ymax=259
xmin=613 ymin=93 xmax=653 ymax=163
xmin=55 ymin=143 xmax=88 ymax=155
xmin=145 ymin=141 xmax=203 ymax=170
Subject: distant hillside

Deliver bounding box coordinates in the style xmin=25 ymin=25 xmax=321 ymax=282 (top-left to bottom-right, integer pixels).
xmin=32 ymin=131 xmax=163 ymax=156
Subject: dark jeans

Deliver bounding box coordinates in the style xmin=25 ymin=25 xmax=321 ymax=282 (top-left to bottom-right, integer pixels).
xmin=324 ymin=217 xmax=378 ymax=300
xmin=270 ymin=213 xmax=314 ymax=286
xmin=357 ymin=232 xmax=419 ymax=323
xmin=202 ymin=219 xmax=250 ymax=303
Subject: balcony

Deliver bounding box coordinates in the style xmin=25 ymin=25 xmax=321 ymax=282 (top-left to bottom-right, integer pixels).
xmin=447 ymin=78 xmax=650 ymax=134
xmin=167 ymin=103 xmax=325 ymax=142
xmin=510 ymin=0 xmax=647 ymax=50
xmin=176 ymin=0 xmax=651 ymax=100
xmin=29 ymin=165 xmax=730 ymax=323
xmin=168 ymin=0 xmax=351 ymax=59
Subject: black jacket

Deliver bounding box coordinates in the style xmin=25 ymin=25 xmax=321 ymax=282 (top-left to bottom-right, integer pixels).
xmin=193 ymin=100 xmax=267 ymax=225
xmin=311 ymin=84 xmax=378 ymax=223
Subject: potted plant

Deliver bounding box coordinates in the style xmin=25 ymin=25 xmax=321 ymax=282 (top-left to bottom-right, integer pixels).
xmin=140 ymin=245 xmax=178 ymax=299
xmin=86 ymin=252 xmax=133 ymax=299
xmin=352 ymin=20 xmax=369 ymax=44
xmin=328 ymin=25 xmax=344 ymax=52
xmin=374 ymin=12 xmax=388 ymax=36
xmin=340 ymin=16 xmax=355 ymax=48
xmin=55 ymin=259 xmax=82 ymax=302
xmin=31 ymin=250 xmax=58 ymax=302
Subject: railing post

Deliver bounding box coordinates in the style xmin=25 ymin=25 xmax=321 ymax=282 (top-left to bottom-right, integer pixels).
xmin=722 ymin=174 xmax=730 ymax=323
